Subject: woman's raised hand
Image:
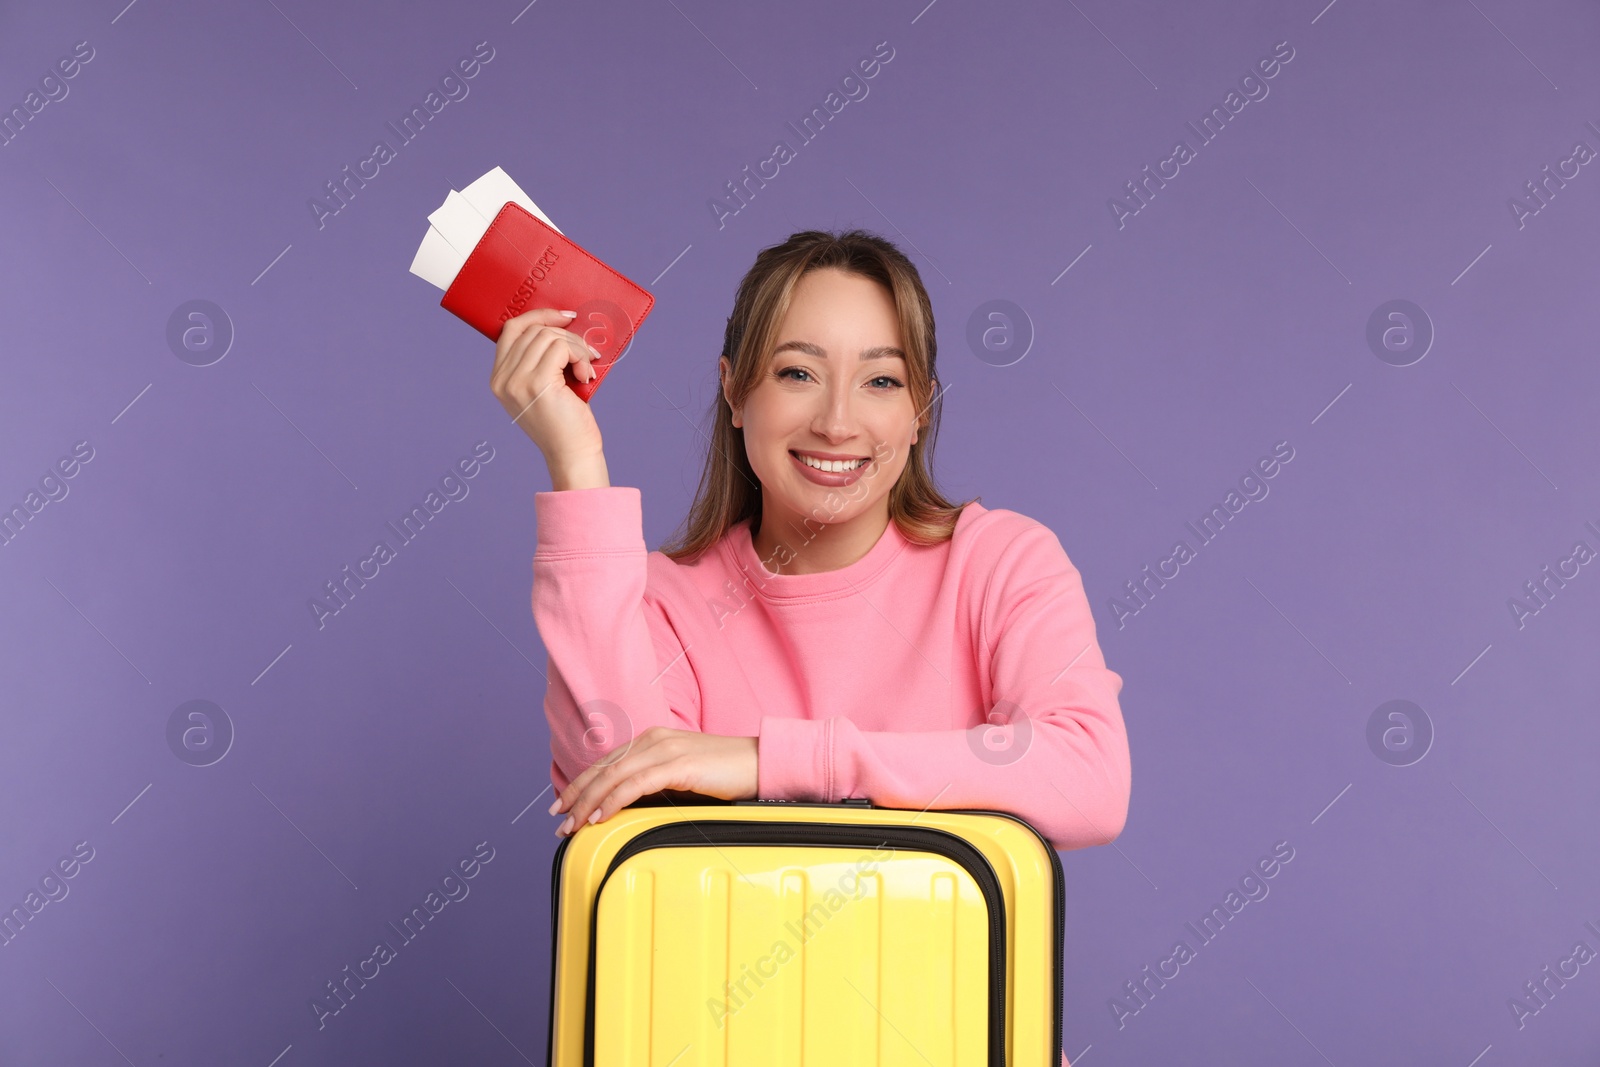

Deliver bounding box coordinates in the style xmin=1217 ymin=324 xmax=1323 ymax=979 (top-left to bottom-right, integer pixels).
xmin=490 ymin=307 xmax=606 ymax=468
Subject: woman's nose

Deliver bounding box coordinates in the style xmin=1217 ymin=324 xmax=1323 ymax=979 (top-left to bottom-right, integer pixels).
xmin=812 ymin=389 xmax=860 ymax=439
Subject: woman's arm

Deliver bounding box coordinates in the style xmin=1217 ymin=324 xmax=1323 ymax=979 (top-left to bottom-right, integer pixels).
xmin=532 ymin=485 xmax=704 ymax=793
xmin=755 ymin=519 xmax=1132 ymax=851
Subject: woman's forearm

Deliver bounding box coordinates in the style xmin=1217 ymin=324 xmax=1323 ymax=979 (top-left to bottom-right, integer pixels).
xmin=547 ymin=450 xmax=610 ymax=491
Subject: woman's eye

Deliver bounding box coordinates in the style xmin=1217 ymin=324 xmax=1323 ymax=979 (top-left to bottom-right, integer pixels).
xmin=775 ymin=367 xmax=903 ymax=390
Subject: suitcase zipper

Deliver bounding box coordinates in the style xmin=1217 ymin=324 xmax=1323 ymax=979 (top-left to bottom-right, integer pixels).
xmin=580 ymin=820 xmax=1008 ymax=1067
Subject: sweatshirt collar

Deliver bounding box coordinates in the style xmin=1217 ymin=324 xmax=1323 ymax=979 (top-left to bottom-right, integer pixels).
xmin=726 ymin=514 xmax=908 ymax=601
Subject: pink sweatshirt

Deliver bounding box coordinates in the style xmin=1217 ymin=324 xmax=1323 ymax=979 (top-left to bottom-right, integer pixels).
xmin=532 ymin=485 xmax=1131 ymax=852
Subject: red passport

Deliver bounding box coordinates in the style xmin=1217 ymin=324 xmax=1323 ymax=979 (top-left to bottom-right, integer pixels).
xmin=439 ymin=202 xmax=654 ymax=403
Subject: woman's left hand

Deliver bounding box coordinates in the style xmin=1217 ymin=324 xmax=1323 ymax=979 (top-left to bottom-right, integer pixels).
xmin=551 ymin=727 xmax=758 ymax=835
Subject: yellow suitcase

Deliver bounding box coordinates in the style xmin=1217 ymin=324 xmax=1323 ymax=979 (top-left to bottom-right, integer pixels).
xmin=544 ymin=794 xmax=1065 ymax=1066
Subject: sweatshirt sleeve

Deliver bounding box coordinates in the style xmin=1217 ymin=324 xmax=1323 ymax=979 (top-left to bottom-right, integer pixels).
xmin=532 ymin=486 xmax=702 ymax=795
xmin=756 ymin=519 xmax=1131 ymax=852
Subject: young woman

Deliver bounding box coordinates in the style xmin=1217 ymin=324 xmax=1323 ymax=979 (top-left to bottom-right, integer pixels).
xmin=492 ymin=230 xmax=1131 ymax=857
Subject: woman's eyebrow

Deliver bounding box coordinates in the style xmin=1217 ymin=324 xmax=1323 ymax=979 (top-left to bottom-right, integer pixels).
xmin=772 ymin=339 xmax=907 ymax=361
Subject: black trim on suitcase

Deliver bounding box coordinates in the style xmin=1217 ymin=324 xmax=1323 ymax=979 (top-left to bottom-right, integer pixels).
xmin=947 ymin=807 xmax=1067 ymax=1067
xmin=548 ymin=831 xmax=574 ymax=1067
xmin=584 ymin=820 xmax=1006 ymax=1067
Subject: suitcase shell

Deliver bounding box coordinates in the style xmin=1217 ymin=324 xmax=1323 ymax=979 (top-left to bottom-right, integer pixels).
xmin=544 ymin=795 xmax=1065 ymax=1066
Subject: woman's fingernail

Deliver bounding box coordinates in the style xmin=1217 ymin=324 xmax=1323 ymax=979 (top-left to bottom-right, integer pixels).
xmin=559 ymin=310 xmax=578 ymax=317
xmin=586 ymin=809 xmax=602 ymax=825
xmin=588 ymin=345 xmax=603 ymax=362
xmin=557 ymin=815 xmax=574 ymax=835
xmin=548 ymin=798 xmax=562 ymax=815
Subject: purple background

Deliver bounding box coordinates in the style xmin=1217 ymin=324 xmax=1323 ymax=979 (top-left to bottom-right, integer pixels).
xmin=2 ymin=0 xmax=1597 ymax=1063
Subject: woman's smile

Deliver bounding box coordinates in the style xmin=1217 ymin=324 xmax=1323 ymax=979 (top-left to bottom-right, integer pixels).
xmin=789 ymin=448 xmax=872 ymax=485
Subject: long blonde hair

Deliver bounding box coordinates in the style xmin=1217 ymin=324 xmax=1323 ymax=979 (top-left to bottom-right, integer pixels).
xmin=658 ymin=229 xmax=976 ymax=563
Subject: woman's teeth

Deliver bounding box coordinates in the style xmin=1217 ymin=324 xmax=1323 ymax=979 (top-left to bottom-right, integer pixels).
xmin=796 ymin=453 xmax=867 ymax=472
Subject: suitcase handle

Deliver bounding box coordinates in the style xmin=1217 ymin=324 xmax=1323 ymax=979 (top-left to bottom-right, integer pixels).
xmin=731 ymin=797 xmax=873 ymax=807
xmin=626 ymin=790 xmax=872 ymax=810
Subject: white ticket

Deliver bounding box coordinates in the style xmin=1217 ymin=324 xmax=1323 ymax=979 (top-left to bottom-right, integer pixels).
xmin=408 ymin=166 xmax=561 ymax=291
